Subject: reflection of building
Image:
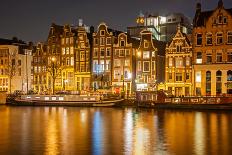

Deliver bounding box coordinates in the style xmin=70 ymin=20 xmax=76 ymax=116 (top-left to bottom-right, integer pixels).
xmin=135 ymin=30 xmax=166 ymax=91
xmin=127 ymin=12 xmax=192 ymax=42
xmin=92 ymin=23 xmax=121 ymax=89
xmin=112 ymin=33 xmax=139 ymax=94
xmin=165 ymin=26 xmax=193 ymax=96
xmin=0 ymin=38 xmax=33 ymax=93
xmin=193 ymin=0 xmax=232 ymax=96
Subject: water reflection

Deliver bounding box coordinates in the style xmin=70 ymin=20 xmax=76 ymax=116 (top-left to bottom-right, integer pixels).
xmin=0 ymin=106 xmax=232 ymax=155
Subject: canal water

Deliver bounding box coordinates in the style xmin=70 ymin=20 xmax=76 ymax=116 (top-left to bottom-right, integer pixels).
xmin=0 ymin=106 xmax=232 ymax=155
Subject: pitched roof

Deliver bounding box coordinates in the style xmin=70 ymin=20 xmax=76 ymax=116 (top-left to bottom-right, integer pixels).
xmin=152 ymin=40 xmax=166 ymax=56
xmin=193 ymin=8 xmax=232 ymax=27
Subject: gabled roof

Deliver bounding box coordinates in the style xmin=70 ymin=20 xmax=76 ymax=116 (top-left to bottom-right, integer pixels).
xmin=193 ymin=5 xmax=232 ymax=27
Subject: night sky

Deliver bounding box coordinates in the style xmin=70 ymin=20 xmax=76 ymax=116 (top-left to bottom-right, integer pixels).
xmin=0 ymin=0 xmax=232 ymax=43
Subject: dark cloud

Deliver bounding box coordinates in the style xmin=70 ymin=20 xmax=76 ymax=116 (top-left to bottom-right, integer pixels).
xmin=0 ymin=0 xmax=231 ymax=42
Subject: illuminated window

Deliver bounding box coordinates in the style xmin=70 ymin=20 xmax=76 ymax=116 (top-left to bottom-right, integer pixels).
xmin=93 ymin=60 xmax=98 ymax=72
xmin=66 ymin=38 xmax=69 ymax=44
xmin=66 ymin=47 xmax=69 ymax=55
xmin=169 ymin=57 xmax=173 ymax=67
xmin=186 ymin=57 xmax=191 ymax=66
xmin=70 ymin=57 xmax=74 ymax=66
xmin=94 ymin=38 xmax=99 ymax=45
xmin=114 ymin=70 xmax=120 ymax=79
xmin=227 ymin=32 xmax=232 ymax=44
xmin=119 ymin=49 xmax=125 ymax=57
xmin=196 ymin=71 xmax=201 ymax=82
xmin=197 ymin=34 xmax=202 ymax=45
xmin=143 ymin=61 xmax=150 ymax=72
xmin=206 ymin=33 xmax=212 ymax=45
xmin=80 ymin=51 xmax=85 ymax=60
xmin=125 ymin=59 xmax=130 ymax=66
xmin=100 ymin=37 xmax=105 ymax=45
xmin=100 ymin=48 xmax=104 ymax=57
xmin=217 ymin=33 xmax=223 ymax=44
xmin=70 ymin=47 xmax=74 ymax=55
xmin=114 ymin=49 xmax=119 ymax=56
xmin=143 ymin=51 xmax=150 ymax=59
xmin=106 ymin=60 xmax=110 ymax=71
xmin=125 ymin=49 xmax=130 ymax=56
xmin=114 ymin=59 xmax=120 ymax=67
xmin=175 ymin=57 xmax=183 ymax=67
xmin=196 ymin=52 xmax=202 ymax=64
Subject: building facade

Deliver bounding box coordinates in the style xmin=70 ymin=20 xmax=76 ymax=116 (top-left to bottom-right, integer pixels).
xmin=135 ymin=30 xmax=166 ymax=91
xmin=92 ymin=23 xmax=120 ymax=90
xmin=193 ymin=0 xmax=232 ymax=96
xmin=112 ymin=33 xmax=138 ymax=95
xmin=0 ymin=39 xmax=33 ymax=93
xmin=74 ymin=25 xmax=92 ymax=92
xmin=33 ymin=43 xmax=48 ymax=93
xmin=165 ymin=26 xmax=193 ymax=96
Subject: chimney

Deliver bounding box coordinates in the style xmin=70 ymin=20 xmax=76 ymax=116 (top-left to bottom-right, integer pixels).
xmin=218 ymin=0 xmax=223 ymax=8
xmin=196 ymin=2 xmax=201 ymax=13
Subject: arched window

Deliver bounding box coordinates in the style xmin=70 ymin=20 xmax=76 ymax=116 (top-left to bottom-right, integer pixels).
xmin=206 ymin=71 xmax=211 ymax=95
xmin=216 ymin=70 xmax=222 ymax=95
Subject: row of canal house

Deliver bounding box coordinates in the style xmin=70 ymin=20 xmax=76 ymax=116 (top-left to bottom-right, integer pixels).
xmin=33 ymin=22 xmax=166 ymax=95
xmin=32 ymin=0 xmax=232 ymax=96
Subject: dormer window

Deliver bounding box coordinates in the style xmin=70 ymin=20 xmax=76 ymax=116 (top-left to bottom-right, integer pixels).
xmin=100 ymin=30 xmax=105 ymax=36
xmin=218 ymin=15 xmax=223 ymax=24
xmin=120 ymin=40 xmax=125 ymax=47
xmin=144 ymin=41 xmax=149 ymax=48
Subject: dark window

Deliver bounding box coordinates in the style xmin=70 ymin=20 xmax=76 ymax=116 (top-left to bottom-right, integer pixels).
xmin=197 ymin=34 xmax=202 ymax=45
xmin=169 ymin=73 xmax=172 ymax=80
xmin=206 ymin=71 xmax=211 ymax=95
xmin=206 ymin=54 xmax=212 ymax=63
xmin=120 ymin=40 xmax=125 ymax=47
xmin=217 ymin=33 xmax=223 ymax=44
xmin=228 ymin=32 xmax=232 ymax=44
xmin=206 ymin=34 xmax=212 ymax=45
xmin=227 ymin=52 xmax=232 ymax=62
xmin=186 ymin=73 xmax=190 ymax=80
xmin=176 ymin=73 xmax=182 ymax=81
xmin=100 ymin=49 xmax=104 ymax=57
xmin=228 ymin=70 xmax=232 ymax=81
xmin=216 ymin=53 xmax=222 ymax=62
xmin=224 ymin=17 xmax=227 ymax=24
xmin=216 ymin=70 xmax=222 ymax=94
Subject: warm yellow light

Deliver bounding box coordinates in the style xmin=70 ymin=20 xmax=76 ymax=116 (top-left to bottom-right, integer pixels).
xmin=51 ymin=57 xmax=56 ymax=62
xmin=137 ymin=51 xmax=141 ymax=57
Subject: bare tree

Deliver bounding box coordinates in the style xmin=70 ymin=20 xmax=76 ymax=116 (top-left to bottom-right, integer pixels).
xmin=7 ymin=51 xmax=16 ymax=94
xmin=46 ymin=57 xmax=63 ymax=94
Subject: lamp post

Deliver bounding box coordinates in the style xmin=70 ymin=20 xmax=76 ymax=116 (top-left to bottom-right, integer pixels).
xmin=51 ymin=57 xmax=56 ymax=95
